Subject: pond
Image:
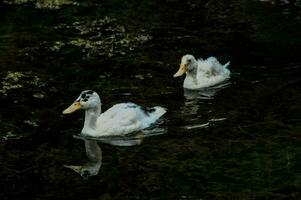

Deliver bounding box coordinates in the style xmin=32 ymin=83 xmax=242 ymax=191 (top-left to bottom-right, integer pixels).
xmin=1 ymin=0 xmax=301 ymax=199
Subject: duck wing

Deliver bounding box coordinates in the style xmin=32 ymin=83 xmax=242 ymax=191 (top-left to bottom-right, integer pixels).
xmin=96 ymin=103 xmax=144 ymax=136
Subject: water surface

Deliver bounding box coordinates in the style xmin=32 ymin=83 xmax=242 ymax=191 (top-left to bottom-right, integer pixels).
xmin=1 ymin=0 xmax=301 ymax=199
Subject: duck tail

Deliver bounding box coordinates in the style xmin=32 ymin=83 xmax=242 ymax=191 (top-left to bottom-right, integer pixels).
xmin=153 ymin=106 xmax=167 ymax=118
xmin=223 ymin=61 xmax=230 ymax=69
xmin=144 ymin=106 xmax=167 ymax=126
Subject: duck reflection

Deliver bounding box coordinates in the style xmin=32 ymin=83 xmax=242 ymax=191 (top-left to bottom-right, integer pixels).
xmin=179 ymin=82 xmax=230 ymax=130
xmin=183 ymin=82 xmax=230 ymax=100
xmin=64 ymin=140 xmax=102 ymax=179
xmin=65 ymin=126 xmax=166 ymax=178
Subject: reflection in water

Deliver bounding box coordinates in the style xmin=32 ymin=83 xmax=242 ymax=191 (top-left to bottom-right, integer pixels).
xmin=183 ymin=82 xmax=231 ymax=100
xmin=64 ymin=140 xmax=102 ymax=179
xmin=74 ymin=134 xmax=143 ymax=147
xmin=179 ymin=82 xmax=230 ymax=130
xmin=258 ymin=0 xmax=301 ymax=18
xmin=184 ymin=122 xmax=210 ymax=130
xmin=65 ymin=123 xmax=166 ymax=178
xmin=182 ymin=118 xmax=227 ymax=130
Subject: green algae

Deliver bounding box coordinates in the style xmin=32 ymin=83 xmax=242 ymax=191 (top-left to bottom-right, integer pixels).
xmin=15 ymin=16 xmax=151 ymax=59
xmin=1 ymin=131 xmax=24 ymax=141
xmin=3 ymin=0 xmax=79 ymax=9
xmin=0 ymin=71 xmax=45 ymax=96
xmin=51 ymin=17 xmax=151 ymax=58
xmin=0 ymin=72 xmax=24 ymax=95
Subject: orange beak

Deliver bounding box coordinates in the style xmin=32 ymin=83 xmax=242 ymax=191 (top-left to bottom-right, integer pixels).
xmin=62 ymin=101 xmax=82 ymax=114
xmin=173 ymin=64 xmax=187 ymax=77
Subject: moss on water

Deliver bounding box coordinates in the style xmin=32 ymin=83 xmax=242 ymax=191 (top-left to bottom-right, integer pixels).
xmin=0 ymin=71 xmax=45 ymax=96
xmin=14 ymin=16 xmax=151 ymax=59
xmin=3 ymin=0 xmax=78 ymax=9
xmin=51 ymin=17 xmax=151 ymax=58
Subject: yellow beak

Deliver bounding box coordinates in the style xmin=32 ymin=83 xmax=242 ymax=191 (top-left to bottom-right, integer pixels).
xmin=62 ymin=101 xmax=82 ymax=114
xmin=173 ymin=64 xmax=187 ymax=77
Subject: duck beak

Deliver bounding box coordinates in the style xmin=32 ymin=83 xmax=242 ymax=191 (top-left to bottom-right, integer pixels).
xmin=63 ymin=101 xmax=82 ymax=114
xmin=173 ymin=64 xmax=187 ymax=77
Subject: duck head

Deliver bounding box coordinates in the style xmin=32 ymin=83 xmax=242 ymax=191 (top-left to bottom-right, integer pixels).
xmin=173 ymin=54 xmax=198 ymax=77
xmin=63 ymin=90 xmax=101 ymax=114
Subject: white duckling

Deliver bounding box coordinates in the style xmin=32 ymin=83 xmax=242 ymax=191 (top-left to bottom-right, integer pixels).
xmin=62 ymin=90 xmax=166 ymax=137
xmin=174 ymin=54 xmax=230 ymax=89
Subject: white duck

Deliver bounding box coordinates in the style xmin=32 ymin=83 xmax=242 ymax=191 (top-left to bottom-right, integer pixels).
xmin=174 ymin=54 xmax=230 ymax=89
xmin=62 ymin=90 xmax=166 ymax=137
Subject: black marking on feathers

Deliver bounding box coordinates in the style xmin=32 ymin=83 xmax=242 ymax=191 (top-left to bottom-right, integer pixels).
xmin=81 ymin=93 xmax=90 ymax=102
xmin=145 ymin=107 xmax=156 ymax=113
xmin=85 ymin=90 xmax=94 ymax=95
xmin=81 ymin=90 xmax=94 ymax=97
xmin=81 ymin=90 xmax=94 ymax=101
xmin=127 ymin=103 xmax=138 ymax=108
xmin=82 ymin=98 xmax=89 ymax=102
xmin=143 ymin=107 xmax=156 ymax=116
xmin=126 ymin=103 xmax=156 ymax=116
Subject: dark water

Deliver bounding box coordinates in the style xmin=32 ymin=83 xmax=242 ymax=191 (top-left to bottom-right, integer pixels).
xmin=1 ymin=0 xmax=301 ymax=199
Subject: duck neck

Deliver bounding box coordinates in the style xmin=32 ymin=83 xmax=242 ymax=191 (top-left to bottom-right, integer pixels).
xmin=83 ymin=105 xmax=101 ymax=130
xmin=186 ymin=64 xmax=198 ymax=84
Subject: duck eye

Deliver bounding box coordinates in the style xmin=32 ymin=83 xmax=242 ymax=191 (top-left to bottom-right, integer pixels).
xmin=187 ymin=59 xmax=191 ymax=63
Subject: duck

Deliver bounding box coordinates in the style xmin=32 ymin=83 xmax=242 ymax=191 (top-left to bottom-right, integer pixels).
xmin=173 ymin=54 xmax=230 ymax=89
xmin=62 ymin=90 xmax=166 ymax=137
